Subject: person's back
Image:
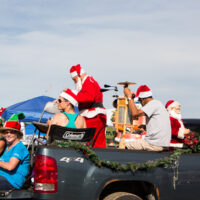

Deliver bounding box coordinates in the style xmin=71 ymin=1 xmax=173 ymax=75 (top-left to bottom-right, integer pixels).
xmin=52 ymin=112 xmax=86 ymax=129
xmin=77 ymin=75 xmax=104 ymax=112
xmin=142 ymin=99 xmax=171 ymax=147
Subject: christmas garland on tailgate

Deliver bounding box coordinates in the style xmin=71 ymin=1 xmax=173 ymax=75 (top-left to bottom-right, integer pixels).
xmin=53 ymin=132 xmax=200 ymax=172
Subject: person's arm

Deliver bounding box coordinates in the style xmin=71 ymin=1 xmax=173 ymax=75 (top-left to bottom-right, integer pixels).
xmin=0 ymin=157 xmax=20 ymax=171
xmin=124 ymin=87 xmax=145 ymax=119
xmin=0 ymin=140 xmax=6 ymax=155
xmin=46 ymin=114 xmax=58 ymax=140
xmin=46 ymin=113 xmax=67 ymax=140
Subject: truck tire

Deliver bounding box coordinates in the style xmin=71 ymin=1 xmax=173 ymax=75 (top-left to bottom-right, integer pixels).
xmin=103 ymin=192 xmax=143 ymax=200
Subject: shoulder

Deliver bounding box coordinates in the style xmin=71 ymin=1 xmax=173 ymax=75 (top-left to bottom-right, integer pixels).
xmin=149 ymin=99 xmax=161 ymax=106
xmin=76 ymin=115 xmax=86 ymax=128
xmin=53 ymin=113 xmax=67 ymax=120
xmin=84 ymin=76 xmax=97 ymax=84
xmin=76 ymin=115 xmax=85 ymax=122
xmin=13 ymin=142 xmax=29 ymax=158
xmin=16 ymin=142 xmax=28 ymax=151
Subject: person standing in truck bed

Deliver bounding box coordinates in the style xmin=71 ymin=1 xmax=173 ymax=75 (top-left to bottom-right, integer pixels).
xmin=69 ymin=64 xmax=107 ymax=148
xmin=124 ymin=85 xmax=171 ymax=151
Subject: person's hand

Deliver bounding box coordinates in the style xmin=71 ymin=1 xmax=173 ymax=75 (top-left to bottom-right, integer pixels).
xmin=184 ymin=128 xmax=190 ymax=135
xmin=45 ymin=134 xmax=49 ymax=141
xmin=53 ymin=99 xmax=58 ymax=104
xmin=47 ymin=118 xmax=52 ymax=126
xmin=124 ymin=87 xmax=132 ymax=98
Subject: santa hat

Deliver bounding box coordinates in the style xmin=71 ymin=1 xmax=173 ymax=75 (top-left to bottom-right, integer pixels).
xmin=70 ymin=64 xmax=85 ymax=78
xmin=60 ymin=88 xmax=78 ymax=106
xmin=0 ymin=113 xmax=25 ymax=136
xmin=136 ymin=85 xmax=152 ymax=98
xmin=165 ymin=100 xmax=180 ymax=111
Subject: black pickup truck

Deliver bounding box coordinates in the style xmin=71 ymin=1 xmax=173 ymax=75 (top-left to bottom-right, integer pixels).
xmin=0 ymin=119 xmax=200 ymax=200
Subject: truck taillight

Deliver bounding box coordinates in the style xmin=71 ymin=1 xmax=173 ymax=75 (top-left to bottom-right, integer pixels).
xmin=34 ymin=154 xmax=57 ymax=193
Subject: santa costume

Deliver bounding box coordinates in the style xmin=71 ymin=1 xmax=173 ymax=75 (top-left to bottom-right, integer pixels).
xmin=165 ymin=100 xmax=185 ymax=147
xmin=70 ymin=64 xmax=107 ymax=148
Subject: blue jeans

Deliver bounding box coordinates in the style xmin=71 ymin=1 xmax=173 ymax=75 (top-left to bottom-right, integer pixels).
xmin=0 ymin=175 xmax=15 ymax=190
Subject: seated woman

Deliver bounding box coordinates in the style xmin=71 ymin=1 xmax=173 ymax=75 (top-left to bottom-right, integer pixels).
xmin=0 ymin=119 xmax=30 ymax=190
xmin=165 ymin=100 xmax=190 ymax=147
xmin=46 ymin=88 xmax=86 ymax=140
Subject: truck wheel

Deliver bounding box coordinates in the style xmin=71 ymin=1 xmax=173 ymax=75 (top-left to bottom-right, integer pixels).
xmin=103 ymin=192 xmax=143 ymax=200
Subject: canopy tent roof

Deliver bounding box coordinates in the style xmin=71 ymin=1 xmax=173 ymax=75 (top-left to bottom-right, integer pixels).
xmin=2 ymin=96 xmax=56 ymax=123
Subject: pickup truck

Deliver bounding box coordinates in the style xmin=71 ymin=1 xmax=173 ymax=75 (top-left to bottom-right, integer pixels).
xmin=0 ymin=118 xmax=200 ymax=200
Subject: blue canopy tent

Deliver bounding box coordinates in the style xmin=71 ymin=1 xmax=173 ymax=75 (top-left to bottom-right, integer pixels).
xmin=2 ymin=95 xmax=56 ymax=123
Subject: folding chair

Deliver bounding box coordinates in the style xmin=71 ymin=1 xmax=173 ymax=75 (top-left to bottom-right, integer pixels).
xmin=48 ymin=124 xmax=96 ymax=146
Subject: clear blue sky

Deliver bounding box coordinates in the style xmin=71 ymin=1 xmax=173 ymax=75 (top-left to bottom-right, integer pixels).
xmin=0 ymin=0 xmax=200 ymax=118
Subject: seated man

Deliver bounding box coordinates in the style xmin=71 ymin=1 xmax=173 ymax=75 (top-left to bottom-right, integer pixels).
xmin=124 ymin=85 xmax=171 ymax=151
xmin=46 ymin=88 xmax=86 ymax=140
xmin=165 ymin=100 xmax=190 ymax=147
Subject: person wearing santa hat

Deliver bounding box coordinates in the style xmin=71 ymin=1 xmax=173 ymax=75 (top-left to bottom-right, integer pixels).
xmin=123 ymin=85 xmax=171 ymax=151
xmin=46 ymin=88 xmax=86 ymax=140
xmin=0 ymin=113 xmax=30 ymax=190
xmin=69 ymin=64 xmax=107 ymax=148
xmin=165 ymin=100 xmax=190 ymax=147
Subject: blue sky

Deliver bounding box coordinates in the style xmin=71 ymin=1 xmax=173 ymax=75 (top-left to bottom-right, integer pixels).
xmin=0 ymin=0 xmax=200 ymax=118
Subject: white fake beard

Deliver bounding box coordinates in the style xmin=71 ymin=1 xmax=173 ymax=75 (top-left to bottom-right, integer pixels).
xmin=169 ymin=110 xmax=182 ymax=121
xmin=75 ymin=77 xmax=82 ymax=92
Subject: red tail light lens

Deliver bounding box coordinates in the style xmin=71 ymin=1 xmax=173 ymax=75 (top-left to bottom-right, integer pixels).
xmin=34 ymin=154 xmax=57 ymax=193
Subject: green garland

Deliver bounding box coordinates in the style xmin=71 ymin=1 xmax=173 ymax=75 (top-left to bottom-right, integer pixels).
xmin=53 ymin=140 xmax=193 ymax=172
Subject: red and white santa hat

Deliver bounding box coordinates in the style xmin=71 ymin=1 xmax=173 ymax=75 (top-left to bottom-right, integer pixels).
xmin=136 ymin=85 xmax=152 ymax=98
xmin=60 ymin=88 xmax=78 ymax=106
xmin=69 ymin=64 xmax=85 ymax=78
xmin=165 ymin=100 xmax=180 ymax=111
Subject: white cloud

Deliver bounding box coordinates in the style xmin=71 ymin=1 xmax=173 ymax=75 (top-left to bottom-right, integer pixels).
xmin=0 ymin=0 xmax=200 ymax=118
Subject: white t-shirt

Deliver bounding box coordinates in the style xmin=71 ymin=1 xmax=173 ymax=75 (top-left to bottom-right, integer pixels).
xmin=142 ymin=99 xmax=171 ymax=147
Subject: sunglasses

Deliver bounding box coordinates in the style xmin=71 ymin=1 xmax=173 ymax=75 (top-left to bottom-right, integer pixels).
xmin=57 ymin=99 xmax=65 ymax=103
xmin=3 ymin=130 xmax=17 ymax=134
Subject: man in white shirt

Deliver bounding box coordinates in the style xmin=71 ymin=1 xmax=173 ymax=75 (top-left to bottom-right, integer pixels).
xmin=124 ymin=85 xmax=171 ymax=151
